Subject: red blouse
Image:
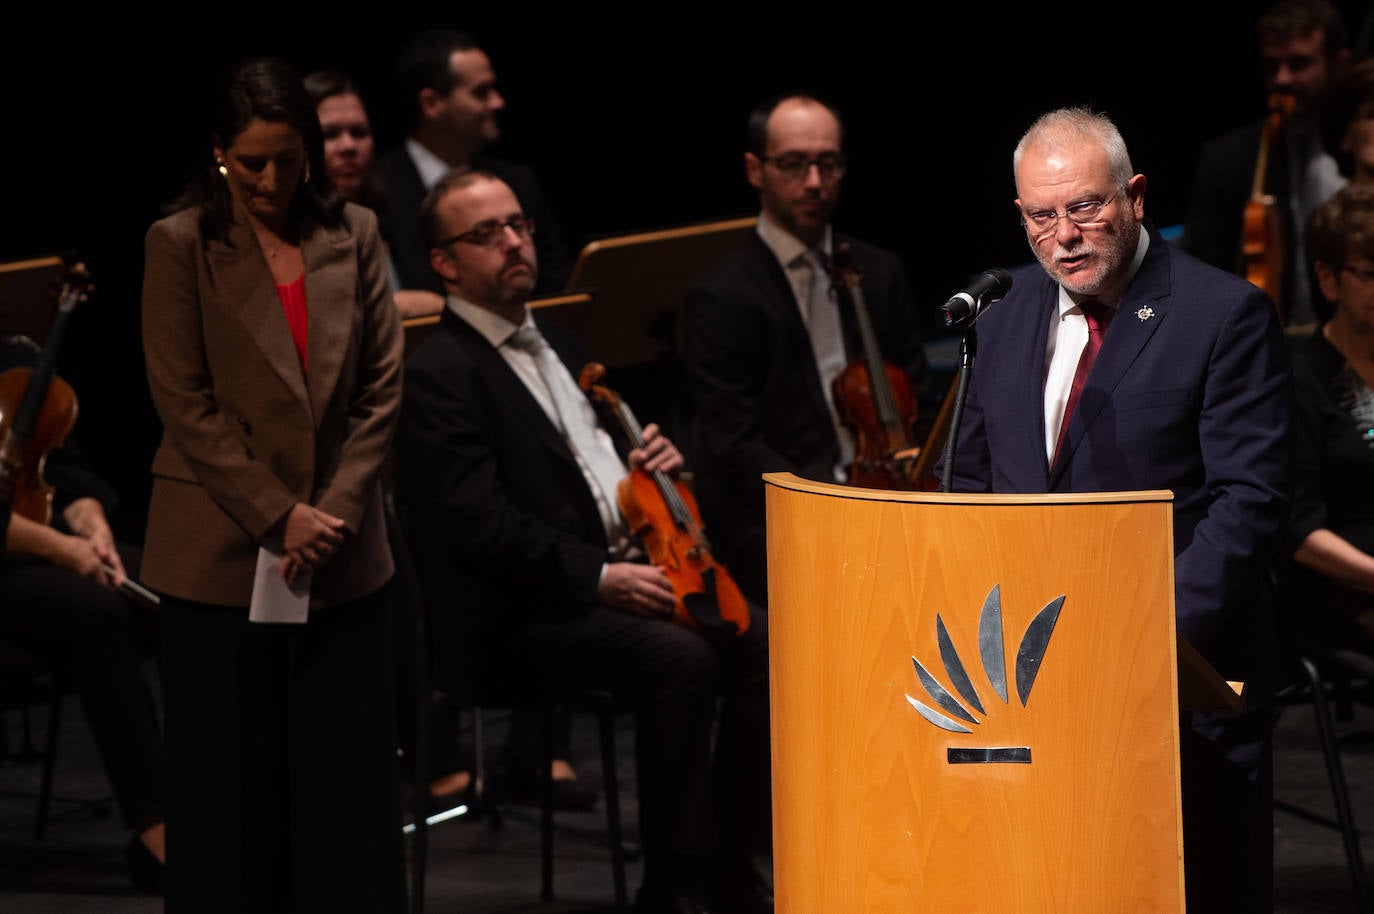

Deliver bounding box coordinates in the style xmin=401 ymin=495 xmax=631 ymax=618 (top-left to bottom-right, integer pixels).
xmin=275 ymin=274 xmax=308 ymax=373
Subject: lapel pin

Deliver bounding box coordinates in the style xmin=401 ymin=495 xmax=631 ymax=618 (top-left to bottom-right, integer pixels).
xmin=1136 ymin=306 xmax=1155 ymax=322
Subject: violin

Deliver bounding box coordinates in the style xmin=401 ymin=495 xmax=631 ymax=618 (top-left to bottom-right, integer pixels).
xmin=1242 ymin=92 xmax=1293 ymax=321
xmin=828 ymin=242 xmax=923 ymax=490
xmin=577 ymin=361 xmax=750 ymax=644
xmin=0 ymin=268 xmax=85 ymax=531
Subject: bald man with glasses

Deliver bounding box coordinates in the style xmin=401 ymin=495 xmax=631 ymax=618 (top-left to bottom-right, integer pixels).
xmin=680 ymin=92 xmax=933 ymax=610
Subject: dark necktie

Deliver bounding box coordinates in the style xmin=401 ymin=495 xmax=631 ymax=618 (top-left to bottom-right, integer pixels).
xmin=1052 ymin=301 xmax=1112 ymax=466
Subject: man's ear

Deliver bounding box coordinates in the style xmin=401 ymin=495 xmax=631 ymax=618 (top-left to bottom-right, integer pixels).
xmin=430 ymin=247 xmax=459 ymax=284
xmin=744 ymin=152 xmax=764 ymax=191
xmin=418 ymin=87 xmax=443 ymax=121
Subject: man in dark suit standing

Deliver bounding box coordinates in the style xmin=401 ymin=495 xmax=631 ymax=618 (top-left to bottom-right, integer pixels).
xmin=946 ymin=107 xmax=1292 ymax=913
xmin=396 ymin=170 xmax=773 ymax=914
xmin=680 ymin=92 xmax=931 ymax=607
xmin=372 ymin=28 xmax=571 ymax=308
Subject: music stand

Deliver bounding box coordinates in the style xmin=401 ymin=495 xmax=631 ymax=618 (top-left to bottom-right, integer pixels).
xmin=563 ymin=215 xmax=756 ymax=370
xmin=0 ymin=256 xmax=66 ymax=347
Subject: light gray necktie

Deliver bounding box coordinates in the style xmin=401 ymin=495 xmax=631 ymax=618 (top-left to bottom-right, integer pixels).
xmin=796 ymin=251 xmax=854 ymax=477
xmin=507 ymin=324 xmax=626 ymax=506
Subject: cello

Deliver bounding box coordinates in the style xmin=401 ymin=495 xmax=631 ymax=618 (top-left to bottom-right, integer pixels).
xmin=577 ymin=361 xmax=750 ymax=645
xmin=828 ymin=242 xmax=924 ymax=490
xmin=1241 ymin=91 xmax=1293 ymax=321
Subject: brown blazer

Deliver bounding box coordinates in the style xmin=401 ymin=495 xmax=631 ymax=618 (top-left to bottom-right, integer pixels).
xmin=140 ymin=202 xmax=403 ymax=608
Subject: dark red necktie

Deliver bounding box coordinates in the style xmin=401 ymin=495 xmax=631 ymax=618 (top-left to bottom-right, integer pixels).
xmin=1052 ymin=300 xmax=1112 ymax=466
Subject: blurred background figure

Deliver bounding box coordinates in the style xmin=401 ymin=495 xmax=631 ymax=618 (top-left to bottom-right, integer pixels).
xmin=1281 ymin=180 xmax=1374 ymax=663
xmin=373 ymin=28 xmax=572 ymax=312
xmin=1 ymin=328 xmax=166 ymax=894
xmin=305 ymin=67 xmax=443 ymax=321
xmin=1181 ymin=0 xmax=1351 ymax=328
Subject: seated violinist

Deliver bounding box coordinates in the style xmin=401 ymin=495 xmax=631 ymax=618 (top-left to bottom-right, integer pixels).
xmin=394 ymin=170 xmax=773 ymax=914
xmin=679 ymin=92 xmax=933 ymax=609
xmin=0 ymin=331 xmax=165 ymax=892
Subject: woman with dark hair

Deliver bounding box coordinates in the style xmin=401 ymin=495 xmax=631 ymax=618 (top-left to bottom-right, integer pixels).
xmin=139 ymin=56 xmax=406 ymax=911
xmin=304 ymin=66 xmax=442 ymax=320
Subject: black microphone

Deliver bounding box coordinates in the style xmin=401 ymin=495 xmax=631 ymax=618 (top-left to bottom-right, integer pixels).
xmin=941 ymin=268 xmax=1013 ymax=328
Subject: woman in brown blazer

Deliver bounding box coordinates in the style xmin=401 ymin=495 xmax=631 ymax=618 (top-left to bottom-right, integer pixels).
xmin=140 ymin=57 xmax=405 ymax=912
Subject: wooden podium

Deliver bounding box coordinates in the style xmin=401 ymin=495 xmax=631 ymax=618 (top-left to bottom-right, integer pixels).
xmin=763 ymin=474 xmax=1238 ymax=913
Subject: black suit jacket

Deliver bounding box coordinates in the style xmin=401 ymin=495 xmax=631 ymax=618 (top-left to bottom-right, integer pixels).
xmin=679 ymin=230 xmax=929 ymax=603
xmin=396 ymin=306 xmax=627 ymax=693
xmin=371 ymin=147 xmax=572 ymax=297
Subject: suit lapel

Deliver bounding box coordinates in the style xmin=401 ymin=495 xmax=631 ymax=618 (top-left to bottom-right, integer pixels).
xmin=302 ymin=217 xmax=355 ymax=425
xmin=442 ymin=310 xmax=582 ymax=472
xmin=1049 ymin=231 xmax=1173 ymax=485
xmin=207 ymin=219 xmax=311 ymax=413
xmin=744 ymin=234 xmax=833 ymax=424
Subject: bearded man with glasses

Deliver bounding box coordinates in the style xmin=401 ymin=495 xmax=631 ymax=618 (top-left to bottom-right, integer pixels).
xmin=398 ymin=170 xmax=773 ymax=914
xmin=942 ymin=106 xmax=1292 ymax=914
xmin=680 ymin=92 xmax=932 ymax=612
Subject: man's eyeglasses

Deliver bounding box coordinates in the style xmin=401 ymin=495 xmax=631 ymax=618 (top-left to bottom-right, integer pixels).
xmin=761 ymin=153 xmax=847 ymax=181
xmin=440 ymin=215 xmax=535 ymax=249
xmin=1020 ymin=193 xmax=1118 ymax=238
xmin=1340 ymin=263 xmax=1374 ymax=284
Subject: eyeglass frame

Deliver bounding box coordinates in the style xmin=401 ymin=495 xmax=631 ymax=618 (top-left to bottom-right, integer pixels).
xmin=759 ymin=152 xmax=848 ymax=181
xmin=1019 ymin=192 xmax=1119 ymax=238
xmin=438 ymin=214 xmax=536 ymax=249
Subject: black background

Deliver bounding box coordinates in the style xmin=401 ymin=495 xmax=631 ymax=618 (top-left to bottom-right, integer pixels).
xmin=5 ymin=3 xmax=1373 ymax=541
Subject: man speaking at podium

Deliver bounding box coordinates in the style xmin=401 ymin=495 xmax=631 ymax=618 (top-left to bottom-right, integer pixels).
xmin=943 ymin=108 xmax=1292 ymax=913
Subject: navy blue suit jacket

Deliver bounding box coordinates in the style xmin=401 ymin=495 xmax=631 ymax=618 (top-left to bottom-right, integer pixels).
xmin=947 ymin=225 xmax=1293 ymax=685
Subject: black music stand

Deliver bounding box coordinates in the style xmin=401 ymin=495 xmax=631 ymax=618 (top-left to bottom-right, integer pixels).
xmin=562 ymin=215 xmax=757 ymax=437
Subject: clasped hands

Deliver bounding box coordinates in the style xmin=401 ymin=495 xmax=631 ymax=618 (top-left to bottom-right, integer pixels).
xmin=597 ymin=423 xmax=683 ymax=618
xmin=279 ymin=503 xmax=347 ymax=585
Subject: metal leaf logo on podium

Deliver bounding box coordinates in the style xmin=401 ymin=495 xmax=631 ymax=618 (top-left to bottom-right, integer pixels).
xmin=905 ymin=584 xmax=1064 ymax=764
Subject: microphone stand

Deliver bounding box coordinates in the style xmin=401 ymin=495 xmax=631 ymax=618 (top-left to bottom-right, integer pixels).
xmin=939 ymin=325 xmax=977 ymax=493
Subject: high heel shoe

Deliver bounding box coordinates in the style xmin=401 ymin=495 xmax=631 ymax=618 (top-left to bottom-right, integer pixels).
xmin=125 ymin=834 xmax=165 ymax=894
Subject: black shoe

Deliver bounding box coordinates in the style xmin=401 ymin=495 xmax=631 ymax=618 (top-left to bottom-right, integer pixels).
xmin=632 ymin=874 xmax=721 ymax=914
xmin=125 ymin=834 xmax=164 ymax=894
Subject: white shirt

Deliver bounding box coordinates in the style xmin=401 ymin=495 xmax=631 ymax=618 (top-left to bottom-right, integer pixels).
xmin=446 ymin=296 xmax=628 ymax=548
xmin=1041 ymin=230 xmax=1149 ymax=461
xmin=406 ymin=138 xmax=453 ymax=192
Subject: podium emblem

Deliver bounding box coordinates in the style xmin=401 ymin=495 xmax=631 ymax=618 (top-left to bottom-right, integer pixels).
xmin=906 ymin=584 xmax=1065 ymax=762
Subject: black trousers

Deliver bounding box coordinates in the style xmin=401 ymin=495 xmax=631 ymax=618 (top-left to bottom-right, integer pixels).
xmin=472 ymin=604 xmax=772 ymax=888
xmin=1180 ymin=705 xmax=1274 ymax=914
xmin=0 ymin=546 xmax=162 ymax=832
xmin=159 ymin=587 xmax=406 ymax=914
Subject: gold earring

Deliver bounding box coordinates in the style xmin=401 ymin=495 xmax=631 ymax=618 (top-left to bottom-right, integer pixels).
xmin=216 ymin=159 xmax=227 ymax=177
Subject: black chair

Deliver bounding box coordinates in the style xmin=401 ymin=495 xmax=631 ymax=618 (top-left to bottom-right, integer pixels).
xmin=1273 ymin=634 xmax=1374 ymax=913
xmin=0 ymin=639 xmax=111 ymax=839
xmin=385 ymin=494 xmax=630 ymax=914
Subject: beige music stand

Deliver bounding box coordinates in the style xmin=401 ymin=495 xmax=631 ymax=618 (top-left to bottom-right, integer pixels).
xmin=764 ymin=474 xmax=1242 ymax=913
xmin=401 ymin=291 xmax=595 ymax=359
xmin=563 ymin=215 xmax=756 ymax=369
xmin=0 ymin=256 xmax=66 ymax=346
